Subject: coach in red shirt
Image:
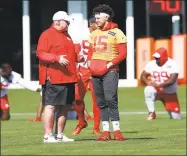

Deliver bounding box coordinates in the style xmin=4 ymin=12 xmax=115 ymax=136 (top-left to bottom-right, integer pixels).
xmin=37 ymin=11 xmax=77 ymax=143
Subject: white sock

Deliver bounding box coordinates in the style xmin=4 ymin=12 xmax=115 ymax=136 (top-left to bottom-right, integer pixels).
xmin=44 ymin=133 xmax=53 ymax=137
xmin=146 ymin=101 xmax=155 ymax=113
xmin=57 ymin=133 xmax=63 ymax=138
xmin=112 ymin=121 xmax=120 ymax=131
xmin=102 ymin=121 xmax=110 ymax=131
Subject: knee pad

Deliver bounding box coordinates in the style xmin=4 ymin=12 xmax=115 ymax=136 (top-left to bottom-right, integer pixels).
xmin=144 ymin=86 xmax=157 ymax=101
xmin=168 ymin=111 xmax=181 ymax=119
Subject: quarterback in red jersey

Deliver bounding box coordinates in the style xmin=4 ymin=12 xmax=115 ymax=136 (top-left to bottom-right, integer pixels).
xmin=72 ymin=17 xmax=101 ymax=135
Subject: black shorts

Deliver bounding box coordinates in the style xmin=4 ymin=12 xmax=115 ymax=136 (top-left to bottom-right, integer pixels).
xmin=42 ymin=80 xmax=75 ymax=106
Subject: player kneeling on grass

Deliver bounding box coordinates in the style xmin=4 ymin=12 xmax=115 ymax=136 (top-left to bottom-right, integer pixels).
xmin=140 ymin=47 xmax=181 ymax=120
xmin=0 ymin=63 xmax=41 ymax=120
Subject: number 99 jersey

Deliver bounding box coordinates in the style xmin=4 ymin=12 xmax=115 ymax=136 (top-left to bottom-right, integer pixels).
xmin=144 ymin=58 xmax=179 ymax=94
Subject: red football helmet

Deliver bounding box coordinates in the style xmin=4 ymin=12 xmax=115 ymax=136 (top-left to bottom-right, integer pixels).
xmin=152 ymin=47 xmax=168 ymax=66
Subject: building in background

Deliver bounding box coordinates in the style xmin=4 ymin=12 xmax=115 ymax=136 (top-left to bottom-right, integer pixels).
xmin=0 ymin=0 xmax=186 ymax=84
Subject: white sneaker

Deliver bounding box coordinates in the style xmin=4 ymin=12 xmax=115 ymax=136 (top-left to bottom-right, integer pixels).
xmin=56 ymin=133 xmax=74 ymax=142
xmin=43 ymin=133 xmax=58 ymax=143
xmin=62 ymin=135 xmax=74 ymax=142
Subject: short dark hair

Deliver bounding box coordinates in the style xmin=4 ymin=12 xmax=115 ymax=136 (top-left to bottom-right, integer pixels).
xmin=92 ymin=4 xmax=114 ymax=20
xmin=89 ymin=17 xmax=96 ymax=23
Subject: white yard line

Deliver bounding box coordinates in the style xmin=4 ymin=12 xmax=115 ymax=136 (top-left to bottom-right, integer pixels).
xmin=11 ymin=111 xmax=186 ymax=116
xmin=36 ymin=149 xmax=185 ymax=152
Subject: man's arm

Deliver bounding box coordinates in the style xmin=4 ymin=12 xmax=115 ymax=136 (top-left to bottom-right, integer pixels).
xmin=11 ymin=71 xmax=41 ymax=92
xmin=37 ymin=33 xmax=69 ymax=65
xmin=157 ymin=73 xmax=178 ymax=88
xmin=157 ymin=61 xmax=179 ymax=88
xmin=111 ymin=43 xmax=127 ymax=65
xmin=37 ymin=52 xmax=60 ymax=63
xmin=18 ymin=78 xmax=41 ymax=92
xmin=87 ymin=45 xmax=93 ymax=62
xmin=87 ymin=33 xmax=93 ymax=62
xmin=140 ymin=70 xmax=152 ymax=86
xmin=107 ymin=29 xmax=127 ymax=69
xmin=36 ymin=33 xmax=60 ymax=63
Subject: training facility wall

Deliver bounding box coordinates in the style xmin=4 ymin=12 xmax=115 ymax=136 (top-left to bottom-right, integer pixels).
xmin=136 ymin=34 xmax=187 ymax=86
xmin=9 ymin=34 xmax=186 ymax=89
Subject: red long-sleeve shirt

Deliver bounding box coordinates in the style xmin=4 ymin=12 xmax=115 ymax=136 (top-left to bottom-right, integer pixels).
xmin=111 ymin=43 xmax=127 ymax=65
xmin=37 ymin=26 xmax=78 ymax=85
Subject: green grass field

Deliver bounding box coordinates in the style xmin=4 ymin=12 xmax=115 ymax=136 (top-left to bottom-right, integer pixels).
xmin=1 ymin=86 xmax=186 ymax=155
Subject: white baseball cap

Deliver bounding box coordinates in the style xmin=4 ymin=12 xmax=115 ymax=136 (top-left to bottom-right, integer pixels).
xmin=152 ymin=47 xmax=167 ymax=58
xmin=152 ymin=52 xmax=161 ymax=58
xmin=52 ymin=11 xmax=69 ymax=22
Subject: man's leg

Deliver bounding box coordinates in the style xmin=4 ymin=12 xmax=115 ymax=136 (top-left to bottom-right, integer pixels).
xmin=144 ymin=86 xmax=157 ymax=120
xmin=43 ymin=105 xmax=58 ymax=143
xmin=43 ymin=105 xmax=55 ymax=134
xmin=72 ymin=79 xmax=87 ymax=135
xmin=92 ymin=76 xmax=111 ymax=141
xmin=162 ymin=93 xmax=181 ymax=119
xmin=103 ymin=71 xmax=124 ymax=141
xmin=55 ymin=105 xmax=68 ymax=135
xmin=28 ymin=99 xmax=43 ymax=122
xmin=55 ymin=83 xmax=75 ymax=141
xmin=36 ymin=100 xmax=44 ymax=119
xmin=1 ymin=110 xmax=10 ymax=120
xmin=84 ymin=108 xmax=94 ymax=120
xmin=89 ymin=81 xmax=101 ymax=134
xmin=42 ymin=80 xmax=58 ymax=143
xmin=55 ymin=105 xmax=74 ymax=142
xmin=0 ymin=95 xmax=10 ymax=121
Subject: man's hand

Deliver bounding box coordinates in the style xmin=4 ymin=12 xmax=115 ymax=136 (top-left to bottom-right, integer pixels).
xmin=36 ymin=88 xmax=41 ymax=92
xmin=150 ymin=81 xmax=160 ymax=88
xmin=146 ymin=81 xmax=153 ymax=86
xmin=59 ymin=55 xmax=69 ymax=66
xmin=106 ymin=62 xmax=113 ymax=69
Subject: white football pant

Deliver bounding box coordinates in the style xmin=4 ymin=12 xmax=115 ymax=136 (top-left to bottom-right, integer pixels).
xmin=144 ymin=86 xmax=181 ymax=119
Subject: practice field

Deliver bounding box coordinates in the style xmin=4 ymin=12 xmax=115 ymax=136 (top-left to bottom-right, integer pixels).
xmin=1 ymin=86 xmax=186 ymax=155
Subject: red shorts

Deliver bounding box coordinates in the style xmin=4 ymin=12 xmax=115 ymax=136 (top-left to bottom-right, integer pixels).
xmin=75 ymin=66 xmax=92 ymax=100
xmin=0 ymin=95 xmax=10 ymax=111
xmin=156 ymin=90 xmax=180 ymax=113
